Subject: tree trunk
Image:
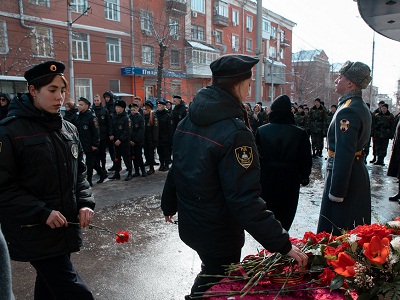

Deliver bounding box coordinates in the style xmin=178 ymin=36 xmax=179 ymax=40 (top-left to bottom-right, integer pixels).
xmin=156 ymin=44 xmax=167 ymax=101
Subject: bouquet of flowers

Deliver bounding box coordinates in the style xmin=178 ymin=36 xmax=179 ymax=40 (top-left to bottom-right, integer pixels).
xmin=201 ymin=217 xmax=400 ymax=299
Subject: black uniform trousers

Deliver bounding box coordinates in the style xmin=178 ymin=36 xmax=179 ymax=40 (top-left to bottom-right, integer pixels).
xmin=131 ymin=144 xmax=145 ymax=172
xmin=30 ymin=254 xmax=94 ymax=300
xmin=157 ymin=144 xmax=171 ymax=166
xmin=84 ymin=151 xmax=102 ymax=181
xmin=144 ymin=144 xmax=156 ymax=166
xmin=114 ymin=143 xmax=132 ymax=172
xmin=190 ymin=251 xmax=241 ymax=296
xmin=311 ymin=132 xmax=324 ymax=152
xmin=97 ymin=139 xmax=108 ymax=170
xmin=106 ymin=139 xmax=116 ymax=164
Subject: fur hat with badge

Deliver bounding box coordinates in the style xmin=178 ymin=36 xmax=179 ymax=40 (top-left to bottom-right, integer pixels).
xmin=339 ymin=61 xmax=372 ymax=89
xmin=144 ymin=100 xmax=154 ymax=109
xmin=114 ymin=99 xmax=126 ymax=109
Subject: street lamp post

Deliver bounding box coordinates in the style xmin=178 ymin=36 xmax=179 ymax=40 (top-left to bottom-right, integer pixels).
xmin=67 ymin=2 xmax=91 ymax=101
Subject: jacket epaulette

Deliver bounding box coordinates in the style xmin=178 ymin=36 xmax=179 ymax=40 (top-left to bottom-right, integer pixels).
xmin=344 ymin=99 xmax=352 ymax=108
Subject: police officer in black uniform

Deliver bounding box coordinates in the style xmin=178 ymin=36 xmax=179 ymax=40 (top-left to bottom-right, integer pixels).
xmin=110 ymin=100 xmax=133 ymax=181
xmin=77 ymin=97 xmax=107 ymax=186
xmin=161 ymin=54 xmax=308 ymax=299
xmin=155 ymin=99 xmax=174 ymax=171
xmin=129 ymin=103 xmax=146 ymax=177
xmin=171 ymin=95 xmax=187 ymax=131
xmin=103 ymin=90 xmax=117 ymax=170
xmin=93 ymin=94 xmax=112 ymax=174
xmin=0 ymin=61 xmax=95 ymax=299
xmin=143 ymin=100 xmax=159 ymax=175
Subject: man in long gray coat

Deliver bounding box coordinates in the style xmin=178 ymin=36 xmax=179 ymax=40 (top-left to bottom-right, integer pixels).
xmin=317 ymin=61 xmax=372 ymax=235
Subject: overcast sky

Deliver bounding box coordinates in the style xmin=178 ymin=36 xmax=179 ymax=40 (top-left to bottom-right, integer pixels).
xmin=262 ymin=0 xmax=400 ymax=97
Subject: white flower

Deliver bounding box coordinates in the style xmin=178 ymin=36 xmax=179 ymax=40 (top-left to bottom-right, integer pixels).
xmin=390 ymin=236 xmax=400 ymax=252
xmin=387 ymin=221 xmax=400 ymax=228
xmin=305 ymin=248 xmax=321 ymax=256
xmin=348 ymin=234 xmax=361 ymax=244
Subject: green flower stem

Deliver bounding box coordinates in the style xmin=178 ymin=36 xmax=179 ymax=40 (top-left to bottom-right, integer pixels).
xmin=68 ymin=222 xmax=124 ymax=238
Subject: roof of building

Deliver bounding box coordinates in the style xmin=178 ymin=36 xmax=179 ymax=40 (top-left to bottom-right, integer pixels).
xmin=292 ymin=49 xmax=328 ymax=62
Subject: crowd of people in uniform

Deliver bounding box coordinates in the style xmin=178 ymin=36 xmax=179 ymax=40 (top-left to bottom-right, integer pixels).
xmin=60 ymin=92 xmax=187 ymax=185
xmin=243 ymin=97 xmax=399 ymax=166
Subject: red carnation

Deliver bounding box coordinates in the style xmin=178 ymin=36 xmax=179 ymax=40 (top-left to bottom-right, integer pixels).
xmin=116 ymin=231 xmax=130 ymax=243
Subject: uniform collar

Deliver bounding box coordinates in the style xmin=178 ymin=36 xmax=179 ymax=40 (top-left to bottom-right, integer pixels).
xmin=338 ymin=90 xmax=362 ymax=105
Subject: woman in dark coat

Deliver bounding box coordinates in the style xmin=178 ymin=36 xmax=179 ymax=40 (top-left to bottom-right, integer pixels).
xmin=256 ymin=95 xmax=312 ymax=231
xmin=0 ymin=92 xmax=11 ymax=121
xmin=388 ymin=120 xmax=400 ymax=201
xmin=161 ymin=55 xmax=308 ymax=299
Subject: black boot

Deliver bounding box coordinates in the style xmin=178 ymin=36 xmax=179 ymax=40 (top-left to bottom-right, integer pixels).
xmin=369 ymin=156 xmax=376 ymax=163
xmin=97 ymin=171 xmax=108 ymax=184
xmin=374 ymin=157 xmax=385 ymax=166
xmin=132 ymin=167 xmax=140 ymax=177
xmin=140 ymin=166 xmax=147 ymax=177
xmin=158 ymin=162 xmax=166 ymax=171
xmin=110 ymin=172 xmax=120 ymax=180
xmin=87 ymin=177 xmax=93 ymax=187
xmin=125 ymin=171 xmax=133 ymax=181
xmin=147 ymin=166 xmax=155 ymax=175
xmin=389 ymin=194 xmax=400 ymax=201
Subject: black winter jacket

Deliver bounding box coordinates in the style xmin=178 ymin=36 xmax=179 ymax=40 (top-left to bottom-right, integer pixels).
xmin=144 ymin=112 xmax=159 ymax=148
xmin=129 ymin=112 xmax=145 ymax=146
xmin=172 ymin=101 xmax=187 ymax=131
xmin=77 ymin=109 xmax=100 ymax=153
xmin=0 ymin=93 xmax=94 ymax=262
xmin=63 ymin=108 xmax=78 ymax=126
xmin=111 ymin=111 xmax=131 ymax=144
xmin=155 ymin=109 xmax=174 ymax=146
xmin=161 ymin=86 xmax=292 ymax=257
xmin=93 ymin=104 xmax=112 ymax=140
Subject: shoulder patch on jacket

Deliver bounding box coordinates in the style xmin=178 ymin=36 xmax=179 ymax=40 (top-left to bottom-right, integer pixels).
xmin=340 ymin=119 xmax=350 ymax=132
xmin=235 ymin=146 xmax=253 ymax=169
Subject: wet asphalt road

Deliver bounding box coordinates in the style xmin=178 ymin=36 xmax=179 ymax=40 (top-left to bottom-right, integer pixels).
xmin=9 ymin=151 xmax=400 ymax=300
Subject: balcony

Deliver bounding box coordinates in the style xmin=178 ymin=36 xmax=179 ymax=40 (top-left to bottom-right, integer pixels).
xmin=280 ymin=38 xmax=291 ymax=48
xmin=185 ymin=41 xmax=220 ymax=78
xmin=214 ymin=14 xmax=229 ymax=27
xmin=166 ymin=0 xmax=187 ymax=14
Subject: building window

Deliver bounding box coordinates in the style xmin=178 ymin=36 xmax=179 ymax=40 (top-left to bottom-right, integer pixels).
xmin=32 ymin=27 xmax=53 ymax=58
xmin=29 ymin=0 xmax=50 ymax=7
xmin=270 ymin=26 xmax=277 ymax=39
xmin=75 ymin=78 xmax=92 ymax=101
xmin=0 ymin=21 xmax=8 ymax=54
xmin=246 ymin=15 xmax=253 ymax=32
xmin=141 ymin=11 xmax=153 ymax=32
xmin=215 ymin=1 xmax=228 ymax=17
xmin=72 ymin=31 xmax=90 ymax=60
xmin=280 ymin=48 xmax=284 ymax=59
xmin=104 ymin=0 xmax=120 ymax=21
xmin=232 ymin=9 xmax=239 ymax=25
xmin=191 ymin=0 xmax=205 ymax=13
xmin=246 ymin=38 xmax=252 ymax=52
xmin=70 ymin=0 xmax=88 ymax=13
xmin=169 ymin=18 xmax=179 ymax=36
xmin=106 ymin=37 xmax=121 ymax=63
xmin=262 ymin=18 xmax=270 ymax=32
xmin=142 ymin=45 xmax=154 ymax=65
xmin=171 ymin=83 xmax=181 ymax=96
xmin=269 ymin=46 xmax=276 ymax=58
xmin=232 ymin=34 xmax=239 ymax=51
xmin=214 ymin=30 xmax=222 ymax=44
xmin=109 ymin=80 xmax=120 ymax=92
xmin=171 ymin=50 xmax=180 ymax=66
xmin=191 ymin=25 xmax=204 ymax=40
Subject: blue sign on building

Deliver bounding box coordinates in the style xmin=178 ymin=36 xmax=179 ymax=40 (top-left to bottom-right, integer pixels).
xmin=121 ymin=67 xmax=186 ymax=78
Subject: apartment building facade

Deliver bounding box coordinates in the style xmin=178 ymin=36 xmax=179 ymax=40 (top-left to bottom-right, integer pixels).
xmin=0 ymin=0 xmax=295 ymax=105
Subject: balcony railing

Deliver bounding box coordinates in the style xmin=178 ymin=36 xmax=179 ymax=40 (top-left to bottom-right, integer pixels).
xmin=213 ymin=14 xmax=229 ymax=27
xmin=166 ymin=0 xmax=187 ymax=14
